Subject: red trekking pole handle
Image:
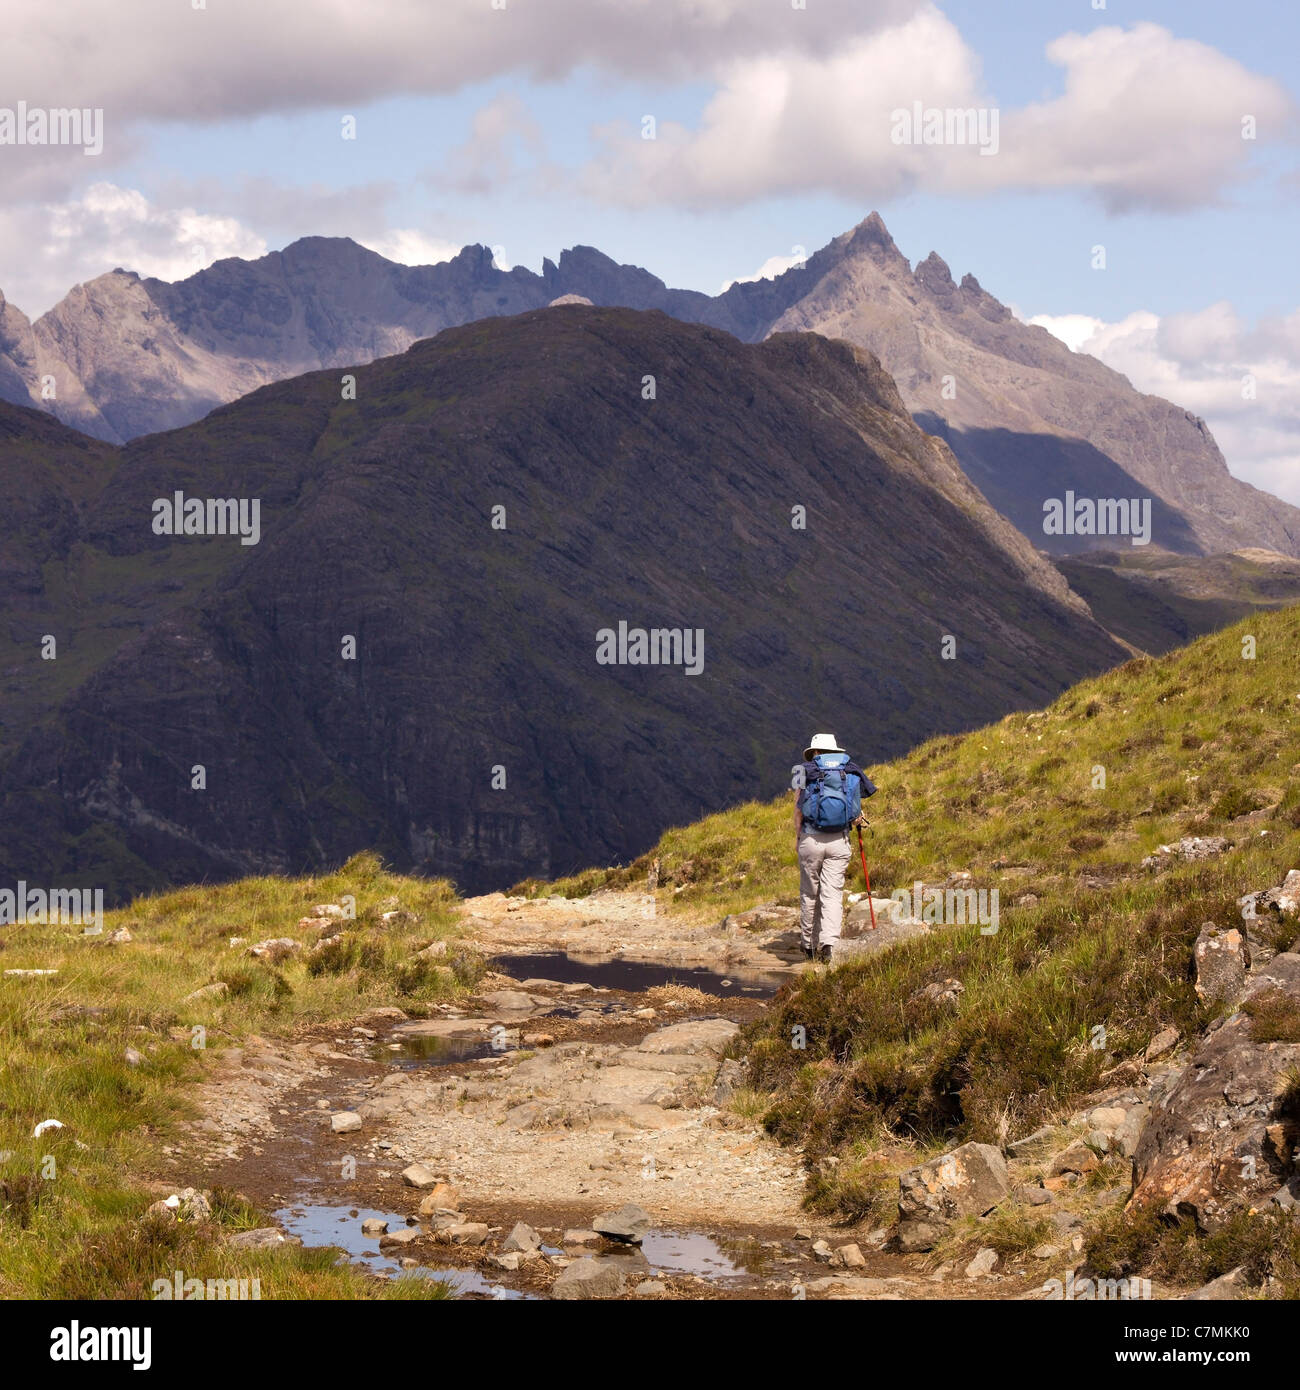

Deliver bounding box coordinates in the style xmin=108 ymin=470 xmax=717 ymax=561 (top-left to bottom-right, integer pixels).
xmin=857 ymin=825 xmax=878 ymax=931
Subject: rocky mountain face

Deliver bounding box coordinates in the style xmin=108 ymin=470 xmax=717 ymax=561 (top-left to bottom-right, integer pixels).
xmin=3 ymin=214 xmax=1295 ymax=559
xmin=0 ymin=307 xmax=1125 ymax=902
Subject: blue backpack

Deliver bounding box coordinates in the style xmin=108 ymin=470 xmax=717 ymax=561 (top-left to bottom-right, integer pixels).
xmin=802 ymin=753 xmax=862 ymax=831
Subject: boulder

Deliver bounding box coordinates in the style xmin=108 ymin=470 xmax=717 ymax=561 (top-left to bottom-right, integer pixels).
xmin=907 ymin=979 xmax=964 ymax=1010
xmin=479 ymin=990 xmax=541 ymax=1014
xmin=1142 ymin=837 xmax=1230 ymax=870
xmin=1049 ymin=1138 xmax=1103 ymax=1177
xmin=182 ymin=982 xmax=229 ymax=1004
xmin=401 ymin=1163 xmax=440 ymax=1189
xmin=379 ymin=1228 xmax=422 ymax=1248
xmin=711 ymin=1058 xmax=747 ymax=1105
xmin=833 ymin=1244 xmax=866 ymax=1268
xmin=503 ymin=1221 xmax=541 ymax=1254
xmin=1130 ymin=951 xmax=1300 ymax=1230
xmin=1240 ymin=870 xmax=1300 ymax=923
xmin=965 ymin=1247 xmax=998 ymax=1278
xmin=416 ymin=1184 xmax=460 ymax=1213
xmin=1276 ymin=870 xmax=1300 ymax=917
xmin=1193 ymin=924 xmax=1248 ymax=1007
xmin=897 ymin=1142 xmax=1010 ymax=1249
xmin=228 ymin=1227 xmax=301 ymax=1249
xmin=592 ymin=1203 xmax=651 ymax=1243
xmin=330 ymin=1111 xmax=362 ymax=1134
xmin=170 ymin=1188 xmax=211 ymax=1222
xmin=445 ymin=1222 xmax=490 ymax=1246
xmin=1111 ymin=1106 xmax=1150 ymax=1159
xmin=634 ymin=1020 xmax=738 ymax=1057
xmin=552 ymin=1257 xmax=626 ymax=1300
xmin=1180 ymin=1266 xmax=1249 ymax=1301
xmin=247 ymin=937 xmax=302 ymax=963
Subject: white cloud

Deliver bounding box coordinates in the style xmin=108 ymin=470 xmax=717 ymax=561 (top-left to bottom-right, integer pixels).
xmin=1031 ymin=304 xmax=1300 ymax=506
xmin=0 ymin=184 xmax=266 ymax=315
xmin=991 ymin=24 xmax=1294 ymax=212
xmin=720 ymin=249 xmax=809 ymax=293
xmin=357 ymin=229 xmax=462 ymax=266
xmin=581 ymin=15 xmax=1293 ymax=211
xmin=440 ymin=94 xmax=547 ymax=196
xmin=1025 ymin=312 xmax=1106 ymax=354
xmin=0 ymin=0 xmax=924 ymax=125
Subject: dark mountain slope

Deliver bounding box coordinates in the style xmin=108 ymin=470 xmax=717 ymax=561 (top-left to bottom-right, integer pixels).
xmin=0 ymin=307 xmax=1126 ymax=900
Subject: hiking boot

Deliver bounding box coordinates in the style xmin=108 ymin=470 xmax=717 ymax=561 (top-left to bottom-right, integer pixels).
xmin=817 ymin=945 xmax=834 ymax=965
xmin=801 ymin=946 xmax=815 ymax=962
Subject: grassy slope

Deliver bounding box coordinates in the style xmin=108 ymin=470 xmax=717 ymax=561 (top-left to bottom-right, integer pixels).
xmin=537 ymin=605 xmax=1300 ymax=1219
xmin=0 ymin=852 xmax=473 ymax=1298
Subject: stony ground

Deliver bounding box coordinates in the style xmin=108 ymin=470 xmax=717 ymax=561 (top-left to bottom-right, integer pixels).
xmin=175 ymin=884 xmax=1276 ymax=1301
xmin=176 ymin=888 xmax=986 ymax=1299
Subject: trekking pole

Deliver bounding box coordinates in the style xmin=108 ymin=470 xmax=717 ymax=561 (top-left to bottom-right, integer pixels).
xmin=856 ymin=824 xmax=878 ymax=931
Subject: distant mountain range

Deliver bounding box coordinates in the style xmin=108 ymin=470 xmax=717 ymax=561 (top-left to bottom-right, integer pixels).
xmin=2 ymin=212 xmax=1296 ymax=559
xmin=0 ymin=307 xmax=1126 ymax=901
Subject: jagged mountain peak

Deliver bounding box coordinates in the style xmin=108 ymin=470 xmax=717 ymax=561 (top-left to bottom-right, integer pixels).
xmin=2 ymin=212 xmax=1297 ymax=559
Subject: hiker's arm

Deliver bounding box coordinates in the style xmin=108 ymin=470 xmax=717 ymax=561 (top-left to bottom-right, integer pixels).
xmin=792 ymin=789 xmax=802 ymax=836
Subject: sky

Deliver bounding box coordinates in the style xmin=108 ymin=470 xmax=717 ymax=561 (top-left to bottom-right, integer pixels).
xmin=1 ymin=0 xmax=1297 ymax=503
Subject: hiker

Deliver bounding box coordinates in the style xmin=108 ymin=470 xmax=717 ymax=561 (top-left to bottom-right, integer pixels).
xmin=793 ymin=733 xmax=877 ymax=963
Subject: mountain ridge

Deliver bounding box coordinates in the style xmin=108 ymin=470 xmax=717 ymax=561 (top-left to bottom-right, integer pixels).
xmin=3 ymin=212 xmax=1296 ymax=559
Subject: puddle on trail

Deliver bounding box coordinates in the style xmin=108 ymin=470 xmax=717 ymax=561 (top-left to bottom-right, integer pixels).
xmin=275 ymin=1204 xmax=783 ymax=1298
xmin=275 ymin=1202 xmax=532 ymax=1300
xmin=370 ymin=1033 xmax=500 ymax=1068
xmin=491 ymin=951 xmax=787 ymax=999
xmin=637 ymin=1229 xmax=775 ymax=1280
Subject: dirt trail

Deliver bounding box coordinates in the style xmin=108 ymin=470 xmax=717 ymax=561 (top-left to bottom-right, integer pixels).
xmin=180 ymin=889 xmax=997 ymax=1299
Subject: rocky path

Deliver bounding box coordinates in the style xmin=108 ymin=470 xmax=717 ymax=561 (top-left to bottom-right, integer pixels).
xmin=178 ymin=887 xmax=989 ymax=1299
xmin=170 ymin=868 xmax=1300 ymax=1301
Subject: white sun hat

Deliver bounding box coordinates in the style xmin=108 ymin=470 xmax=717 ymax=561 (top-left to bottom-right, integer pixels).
xmin=803 ymin=732 xmax=846 ymax=760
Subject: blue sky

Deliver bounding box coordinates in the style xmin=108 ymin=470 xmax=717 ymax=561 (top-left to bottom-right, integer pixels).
xmin=90 ymin=0 xmax=1294 ymax=324
xmin=1 ymin=0 xmax=1297 ymax=498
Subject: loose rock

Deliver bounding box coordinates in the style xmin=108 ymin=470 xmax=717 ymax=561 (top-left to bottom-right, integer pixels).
xmin=552 ymin=1257 xmax=626 ymax=1300
xmin=592 ymin=1203 xmax=651 ymax=1244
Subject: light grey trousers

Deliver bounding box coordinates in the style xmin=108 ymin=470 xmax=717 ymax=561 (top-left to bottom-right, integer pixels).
xmin=798 ymin=828 xmax=853 ymax=949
